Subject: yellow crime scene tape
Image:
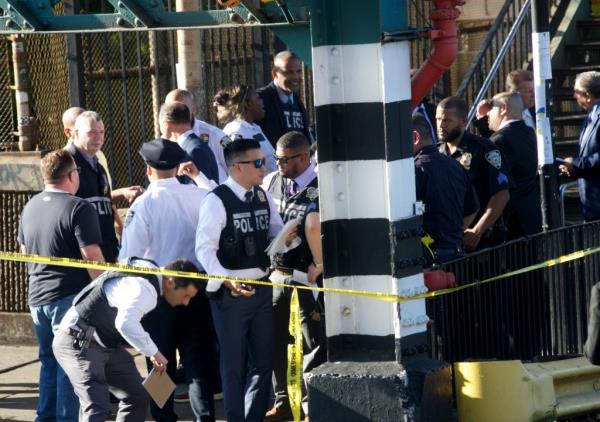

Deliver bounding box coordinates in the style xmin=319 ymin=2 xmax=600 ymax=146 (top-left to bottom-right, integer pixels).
xmin=3 ymin=246 xmax=600 ymax=421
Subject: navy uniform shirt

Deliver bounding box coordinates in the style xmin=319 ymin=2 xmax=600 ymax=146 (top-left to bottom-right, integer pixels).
xmin=415 ymin=145 xmax=479 ymax=250
xmin=438 ymin=132 xmax=510 ymax=218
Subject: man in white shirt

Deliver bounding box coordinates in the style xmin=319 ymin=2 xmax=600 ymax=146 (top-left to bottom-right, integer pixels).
xmin=196 ymin=138 xmax=291 ymax=422
xmin=52 ymin=258 xmax=202 ymax=422
xmin=119 ymin=138 xmax=217 ymax=422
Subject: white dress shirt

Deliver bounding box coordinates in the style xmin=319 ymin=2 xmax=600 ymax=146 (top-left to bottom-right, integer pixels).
xmin=222 ymin=119 xmax=277 ymax=173
xmin=193 ymin=118 xmax=229 ymax=183
xmin=59 ymin=259 xmax=162 ymax=357
xmin=119 ymin=177 xmax=209 ymax=269
xmin=195 ymin=177 xmax=284 ymax=292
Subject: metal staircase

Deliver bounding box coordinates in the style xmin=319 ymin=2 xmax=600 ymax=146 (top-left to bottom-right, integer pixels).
xmin=554 ymin=9 xmax=600 ymax=223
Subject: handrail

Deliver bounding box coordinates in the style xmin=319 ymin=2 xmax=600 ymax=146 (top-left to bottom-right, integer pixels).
xmin=464 ymin=0 xmax=532 ymax=128
xmin=455 ymin=0 xmax=517 ymax=98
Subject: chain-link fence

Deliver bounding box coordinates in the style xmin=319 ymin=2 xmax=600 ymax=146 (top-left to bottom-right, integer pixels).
xmin=1 ymin=1 xmax=432 ymax=312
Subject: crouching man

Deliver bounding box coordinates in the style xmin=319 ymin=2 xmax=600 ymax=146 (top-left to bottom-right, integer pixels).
xmin=52 ymin=258 xmax=201 ymax=422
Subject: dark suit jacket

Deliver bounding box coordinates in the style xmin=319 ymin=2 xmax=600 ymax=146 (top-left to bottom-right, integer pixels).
xmin=180 ymin=132 xmax=219 ymax=183
xmin=573 ymin=105 xmax=600 ymax=221
xmin=255 ymin=81 xmax=310 ymax=147
xmin=585 ymin=283 xmax=600 ymax=365
xmin=491 ymin=120 xmax=541 ymax=236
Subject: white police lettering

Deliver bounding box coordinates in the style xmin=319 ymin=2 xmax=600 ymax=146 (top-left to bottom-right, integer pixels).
xmin=283 ymin=111 xmax=304 ymax=130
xmin=86 ymin=196 xmax=112 ymax=216
xmin=232 ymin=209 xmax=270 ymax=233
xmin=254 ymin=209 xmax=270 ymax=231
xmin=283 ymin=204 xmax=306 ymax=223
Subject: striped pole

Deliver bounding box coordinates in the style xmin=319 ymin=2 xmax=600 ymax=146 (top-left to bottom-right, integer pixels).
xmin=311 ymin=0 xmax=428 ymax=362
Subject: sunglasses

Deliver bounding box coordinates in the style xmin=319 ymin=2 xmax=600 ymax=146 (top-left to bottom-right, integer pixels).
xmin=274 ymin=153 xmax=303 ymax=165
xmin=237 ymin=157 xmax=266 ymax=169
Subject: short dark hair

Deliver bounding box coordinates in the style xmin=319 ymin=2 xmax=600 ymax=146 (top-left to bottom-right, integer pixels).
xmin=412 ymin=114 xmax=432 ymax=143
xmin=164 ymin=259 xmax=202 ymax=290
xmin=576 ymin=71 xmax=600 ymax=99
xmin=159 ymin=102 xmax=192 ymax=125
xmin=277 ymin=131 xmax=310 ymax=151
xmin=437 ymin=96 xmax=469 ymax=119
xmin=41 ymin=149 xmax=75 ymax=183
xmin=224 ymin=138 xmax=261 ymax=167
xmin=273 ymin=50 xmax=300 ymax=71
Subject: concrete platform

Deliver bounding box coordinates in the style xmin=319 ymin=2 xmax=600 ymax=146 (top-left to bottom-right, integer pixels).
xmin=0 ymin=345 xmax=227 ymax=422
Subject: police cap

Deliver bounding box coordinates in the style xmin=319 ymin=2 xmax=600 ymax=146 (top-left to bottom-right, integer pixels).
xmin=139 ymin=138 xmax=187 ymax=170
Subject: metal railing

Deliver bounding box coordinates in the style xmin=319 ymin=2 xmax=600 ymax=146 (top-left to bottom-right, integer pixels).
xmin=428 ymin=221 xmax=600 ymax=363
xmin=456 ymin=0 xmax=532 ymax=120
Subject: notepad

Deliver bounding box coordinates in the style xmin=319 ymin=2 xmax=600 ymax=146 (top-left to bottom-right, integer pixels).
xmin=142 ymin=368 xmax=176 ymax=409
xmin=265 ymin=217 xmax=302 ymax=256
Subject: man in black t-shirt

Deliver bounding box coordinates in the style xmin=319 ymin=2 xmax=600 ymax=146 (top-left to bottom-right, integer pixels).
xmin=256 ymin=51 xmax=311 ymax=148
xmin=18 ymin=150 xmax=104 ymax=422
xmin=66 ymin=111 xmax=120 ymax=262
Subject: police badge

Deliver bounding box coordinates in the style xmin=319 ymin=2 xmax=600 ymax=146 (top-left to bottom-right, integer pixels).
xmin=485 ymin=150 xmax=502 ymax=170
xmin=124 ymin=210 xmax=135 ymax=228
xmin=257 ymin=190 xmax=267 ymax=202
xmin=305 ymin=187 xmax=318 ymax=201
xmin=200 ymin=133 xmax=209 ymax=143
xmin=459 ymin=152 xmax=472 ymax=170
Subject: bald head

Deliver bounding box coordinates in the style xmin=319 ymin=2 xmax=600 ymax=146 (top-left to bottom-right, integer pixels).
xmin=62 ymin=107 xmax=85 ymax=141
xmin=165 ymin=89 xmax=196 ymax=116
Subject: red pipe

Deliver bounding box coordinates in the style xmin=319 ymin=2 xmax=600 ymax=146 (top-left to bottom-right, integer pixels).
xmin=411 ymin=0 xmax=465 ymax=109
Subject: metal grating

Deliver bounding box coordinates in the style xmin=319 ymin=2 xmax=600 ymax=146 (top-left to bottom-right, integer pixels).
xmin=429 ymin=222 xmax=600 ymax=363
xmin=26 ymin=33 xmax=70 ymax=151
xmin=0 ymin=192 xmax=34 ymax=312
xmin=0 ymin=37 xmax=15 ymax=151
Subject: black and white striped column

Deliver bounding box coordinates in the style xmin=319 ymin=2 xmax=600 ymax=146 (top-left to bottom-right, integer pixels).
xmin=311 ymin=0 xmax=427 ymax=361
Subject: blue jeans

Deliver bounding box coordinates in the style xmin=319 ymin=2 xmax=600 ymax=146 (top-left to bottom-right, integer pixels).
xmin=30 ymin=295 xmax=79 ymax=422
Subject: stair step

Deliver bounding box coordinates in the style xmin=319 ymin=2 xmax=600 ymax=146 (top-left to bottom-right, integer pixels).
xmin=566 ymin=41 xmax=600 ymax=48
xmin=577 ymin=18 xmax=600 ymax=28
xmin=553 ymin=113 xmax=586 ymax=125
xmin=554 ymin=65 xmax=600 ymax=74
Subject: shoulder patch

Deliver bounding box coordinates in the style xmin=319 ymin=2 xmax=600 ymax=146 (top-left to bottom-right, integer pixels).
xmin=305 ymin=187 xmax=319 ymax=201
xmin=124 ymin=210 xmax=135 ymax=228
xmin=257 ymin=190 xmax=267 ymax=203
xmin=485 ymin=150 xmax=502 ymax=170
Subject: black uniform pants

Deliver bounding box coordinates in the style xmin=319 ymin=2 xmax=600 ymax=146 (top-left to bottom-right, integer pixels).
xmin=271 ymin=276 xmax=326 ymax=411
xmin=142 ymin=294 xmax=218 ymax=422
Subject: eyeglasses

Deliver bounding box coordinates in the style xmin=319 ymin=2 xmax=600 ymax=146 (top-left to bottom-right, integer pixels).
xmin=574 ymin=88 xmax=588 ymax=96
xmin=237 ymin=157 xmax=266 ymax=169
xmin=274 ymin=153 xmax=303 ymax=165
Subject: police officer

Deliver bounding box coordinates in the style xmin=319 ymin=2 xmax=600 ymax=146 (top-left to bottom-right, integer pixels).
xmin=262 ymin=131 xmax=325 ymax=421
xmin=436 ymin=96 xmax=510 ymax=251
xmin=119 ymin=139 xmax=216 ymax=422
xmin=66 ymin=111 xmax=120 ymax=262
xmin=412 ymin=114 xmax=479 ymax=265
xmin=52 ymin=258 xmax=202 ymax=422
xmin=195 ymin=138 xmax=293 ymax=422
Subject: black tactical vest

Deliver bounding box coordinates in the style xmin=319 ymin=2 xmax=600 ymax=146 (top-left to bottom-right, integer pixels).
xmin=73 ymin=271 xmax=160 ymax=348
xmin=67 ymin=144 xmax=119 ymax=262
xmin=212 ymin=184 xmax=271 ymax=270
xmin=267 ymin=173 xmax=319 ymax=271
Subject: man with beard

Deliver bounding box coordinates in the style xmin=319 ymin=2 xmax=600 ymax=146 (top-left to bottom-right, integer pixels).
xmin=262 ymin=131 xmax=325 ymax=421
xmin=436 ymin=96 xmax=510 ymax=251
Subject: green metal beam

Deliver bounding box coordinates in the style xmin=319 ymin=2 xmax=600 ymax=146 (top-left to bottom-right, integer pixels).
xmin=0 ymin=0 xmax=311 ymax=33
